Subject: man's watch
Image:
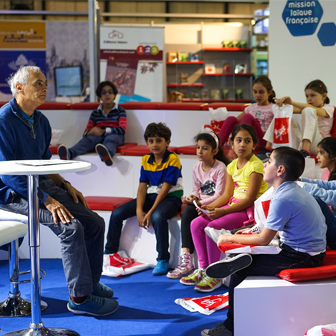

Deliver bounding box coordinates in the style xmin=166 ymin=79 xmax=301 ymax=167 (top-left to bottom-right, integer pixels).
xmin=60 ymin=180 xmax=71 ymax=189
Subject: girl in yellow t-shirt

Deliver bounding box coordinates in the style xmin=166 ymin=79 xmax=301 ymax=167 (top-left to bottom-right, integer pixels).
xmin=180 ymin=124 xmax=268 ymax=293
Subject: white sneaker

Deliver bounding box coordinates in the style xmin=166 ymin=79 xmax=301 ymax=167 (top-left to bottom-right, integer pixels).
xmin=204 ymin=227 xmax=232 ymax=244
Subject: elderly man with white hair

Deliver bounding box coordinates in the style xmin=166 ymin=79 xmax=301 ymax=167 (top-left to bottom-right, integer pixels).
xmin=0 ymin=66 xmax=118 ymax=316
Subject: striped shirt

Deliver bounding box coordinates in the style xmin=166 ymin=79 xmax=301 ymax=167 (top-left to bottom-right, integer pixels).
xmin=139 ymin=150 xmax=183 ymax=199
xmin=84 ymin=103 xmax=127 ymax=136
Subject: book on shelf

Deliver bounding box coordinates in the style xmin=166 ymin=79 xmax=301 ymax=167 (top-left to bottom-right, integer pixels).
xmin=178 ymin=52 xmax=188 ymax=62
xmin=234 ymin=64 xmax=248 ymax=74
xmin=192 ymin=90 xmax=200 ymax=99
xmin=201 ymin=89 xmax=209 ymax=100
xmin=223 ymin=63 xmax=232 ymax=73
xmin=204 ymin=64 xmax=216 ymax=74
xmin=168 ymin=51 xmax=178 ymax=62
xmin=210 ymin=89 xmax=221 ymax=100
xmin=189 ymin=52 xmax=199 ymax=61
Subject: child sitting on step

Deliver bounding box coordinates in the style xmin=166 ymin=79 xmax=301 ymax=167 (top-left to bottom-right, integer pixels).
xmin=167 ymin=132 xmax=230 ymax=280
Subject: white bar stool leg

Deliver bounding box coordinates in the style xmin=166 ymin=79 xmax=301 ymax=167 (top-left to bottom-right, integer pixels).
xmin=0 ymin=238 xmax=47 ymax=317
xmin=2 ymin=175 xmax=80 ymax=335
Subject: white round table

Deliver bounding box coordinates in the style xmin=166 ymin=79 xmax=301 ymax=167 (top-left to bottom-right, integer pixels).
xmin=0 ymin=160 xmax=91 ymax=336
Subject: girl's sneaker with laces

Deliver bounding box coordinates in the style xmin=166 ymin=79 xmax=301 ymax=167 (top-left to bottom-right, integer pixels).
xmin=167 ymin=252 xmax=194 ymax=279
xmin=194 ymin=276 xmax=222 ymax=293
xmin=180 ymin=268 xmax=205 ymax=286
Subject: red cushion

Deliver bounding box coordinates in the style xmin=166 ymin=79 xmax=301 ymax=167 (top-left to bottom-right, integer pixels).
xmin=69 ymin=102 xmax=100 ymax=110
xmin=278 ymin=251 xmax=336 ymax=282
xmin=119 ymin=102 xmax=160 ymax=110
xmin=49 ymin=145 xmax=59 ymax=155
xmin=331 ymin=107 xmax=336 ymax=137
xmin=85 ymin=196 xmax=133 ymax=211
xmin=158 ymin=102 xmax=204 ymax=110
xmin=119 ymin=145 xmax=177 ymax=156
xmin=115 ymin=142 xmax=138 ymax=153
xmin=37 ymin=102 xmax=70 ymax=110
xmin=0 ymin=101 xmax=9 ymax=108
xmin=219 ymin=243 xmax=336 ymax=282
xmin=202 ymin=103 xmax=246 ymax=111
xmin=218 ymin=242 xmax=256 ymax=253
xmin=175 ymin=145 xmax=196 ymax=155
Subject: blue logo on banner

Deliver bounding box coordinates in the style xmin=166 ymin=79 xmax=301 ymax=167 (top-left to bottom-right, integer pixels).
xmin=282 ymin=0 xmax=323 ymax=36
xmin=317 ymin=22 xmax=336 ymax=46
xmin=0 ymin=50 xmax=46 ymax=95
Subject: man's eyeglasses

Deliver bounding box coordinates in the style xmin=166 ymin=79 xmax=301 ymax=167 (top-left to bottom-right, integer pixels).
xmin=101 ymin=90 xmax=114 ymax=95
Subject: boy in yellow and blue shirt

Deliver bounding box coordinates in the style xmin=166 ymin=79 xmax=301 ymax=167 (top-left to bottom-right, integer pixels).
xmin=104 ymin=122 xmax=183 ymax=275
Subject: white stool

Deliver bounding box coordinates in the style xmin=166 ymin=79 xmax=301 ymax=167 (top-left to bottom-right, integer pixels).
xmin=0 ymin=221 xmax=31 ymax=317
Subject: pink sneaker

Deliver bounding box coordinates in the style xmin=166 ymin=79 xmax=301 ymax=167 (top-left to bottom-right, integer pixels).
xmin=167 ymin=253 xmax=194 ymax=279
xmin=180 ymin=268 xmax=205 ymax=286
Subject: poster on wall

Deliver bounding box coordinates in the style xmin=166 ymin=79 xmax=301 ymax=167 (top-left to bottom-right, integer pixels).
xmin=100 ymin=26 xmax=164 ymax=103
xmin=0 ymin=21 xmax=46 ymax=100
xmin=46 ymin=21 xmax=89 ymax=101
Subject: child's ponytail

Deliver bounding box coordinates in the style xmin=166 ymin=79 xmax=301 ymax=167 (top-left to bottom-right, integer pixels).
xmin=194 ymin=132 xmax=231 ymax=166
xmin=269 ymin=90 xmax=276 ymax=103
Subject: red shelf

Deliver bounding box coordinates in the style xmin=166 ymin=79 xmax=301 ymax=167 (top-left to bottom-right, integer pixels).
xmin=166 ymin=61 xmax=204 ymax=65
xmin=167 ymin=83 xmax=204 ymax=87
xmin=203 ymin=73 xmax=253 ymax=77
xmin=203 ymin=48 xmax=252 ymax=52
xmin=182 ymin=99 xmax=252 ymax=103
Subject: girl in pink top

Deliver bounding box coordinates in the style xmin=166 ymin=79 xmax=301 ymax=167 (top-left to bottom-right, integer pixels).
xmin=218 ymin=75 xmax=275 ymax=153
xmin=167 ymin=132 xmax=229 ymax=280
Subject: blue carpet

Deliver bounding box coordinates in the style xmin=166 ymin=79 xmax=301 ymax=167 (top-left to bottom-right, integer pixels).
xmin=0 ymin=259 xmax=228 ymax=336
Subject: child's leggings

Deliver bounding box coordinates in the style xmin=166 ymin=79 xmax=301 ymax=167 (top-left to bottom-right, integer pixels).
xmin=190 ymin=204 xmax=250 ymax=269
xmin=218 ymin=113 xmax=266 ymax=151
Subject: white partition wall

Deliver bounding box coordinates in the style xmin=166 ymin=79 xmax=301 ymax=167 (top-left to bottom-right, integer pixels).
xmin=269 ymin=0 xmax=336 ymax=103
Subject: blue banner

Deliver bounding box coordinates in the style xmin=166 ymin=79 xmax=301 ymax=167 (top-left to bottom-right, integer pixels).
xmin=0 ymin=50 xmax=46 ymax=95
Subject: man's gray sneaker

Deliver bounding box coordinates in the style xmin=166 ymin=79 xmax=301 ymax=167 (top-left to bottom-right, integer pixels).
xmin=92 ymin=282 xmax=114 ymax=298
xmin=67 ymin=294 xmax=119 ymax=316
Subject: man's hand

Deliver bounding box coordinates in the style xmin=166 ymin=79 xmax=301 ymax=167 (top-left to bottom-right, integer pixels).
xmin=87 ymin=127 xmax=105 ymax=137
xmin=44 ymin=196 xmax=74 ymax=225
xmin=64 ymin=183 xmax=88 ymax=208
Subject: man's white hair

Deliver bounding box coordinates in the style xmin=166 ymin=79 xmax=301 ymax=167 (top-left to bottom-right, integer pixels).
xmin=7 ymin=66 xmax=41 ymax=97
